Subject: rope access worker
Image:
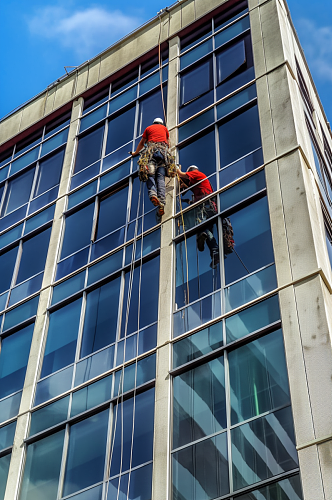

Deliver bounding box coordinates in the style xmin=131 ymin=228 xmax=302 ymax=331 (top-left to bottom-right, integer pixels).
xmin=130 ymin=118 xmax=170 ymax=217
xmin=177 ymin=165 xmax=220 ymax=268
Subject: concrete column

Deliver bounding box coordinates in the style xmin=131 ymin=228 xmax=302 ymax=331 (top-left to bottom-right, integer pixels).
xmin=4 ymin=98 xmax=83 ymax=500
xmin=152 ymin=35 xmax=179 ymax=500
xmin=252 ymin=1 xmax=332 ymax=498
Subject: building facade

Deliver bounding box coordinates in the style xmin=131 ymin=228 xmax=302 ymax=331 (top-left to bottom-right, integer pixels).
xmin=0 ymin=0 xmax=331 ymax=499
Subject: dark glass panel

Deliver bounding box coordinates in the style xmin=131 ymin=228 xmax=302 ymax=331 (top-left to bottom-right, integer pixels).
xmin=219 ymin=169 xmax=265 ymax=212
xmin=0 ymin=454 xmax=11 ymax=500
xmin=131 ymin=388 xmax=155 ymax=467
xmin=87 ymin=250 xmax=122 ymax=286
xmin=80 ymin=277 xmax=121 ymax=357
xmin=71 ymin=376 xmax=112 ymax=416
xmin=14 ymin=130 xmax=42 ymax=158
xmin=128 ymin=463 xmax=153 ymax=500
xmin=216 ymin=40 xmax=246 ymax=84
xmin=216 ymin=67 xmax=255 ymax=101
xmin=60 ymin=203 xmax=94 ymax=259
xmin=219 ymin=105 xmax=262 ymax=169
xmin=91 ymin=227 xmax=125 ymax=261
xmin=80 ymin=105 xmax=107 ymax=133
xmin=16 ymin=227 xmax=51 ymax=284
xmin=69 ymin=484 xmax=103 ymax=500
xmin=100 ymin=160 xmax=131 ymax=188
xmin=224 ymin=197 xmax=274 ymax=284
xmin=232 ymin=406 xmax=298 ymax=491
xmin=19 ymin=430 xmax=65 ymax=500
xmin=40 ymin=129 xmax=68 ymax=157
xmin=130 ymin=176 xmax=152 ymax=221
xmin=180 ymin=39 xmax=213 ymax=71
xmin=214 ymin=3 xmax=248 ymax=30
xmin=24 ymin=205 xmax=55 ymax=235
xmin=41 ymin=299 xmax=82 ymax=377
xmin=83 ymin=88 xmax=109 ymax=114
xmin=68 ymin=180 xmax=98 ymax=210
xmin=0 ymin=393 xmax=21 ymax=424
xmin=34 ymin=366 xmax=73 ymax=405
xmin=0 ymin=246 xmax=18 ymax=294
xmin=235 ymin=474 xmax=303 ymax=500
xmin=111 ymin=69 xmax=139 ymax=96
xmin=28 ymin=186 xmax=58 ymax=215
xmin=180 ymin=22 xmax=212 ymax=53
xmin=96 ymin=188 xmax=128 ymax=240
xmin=229 ymin=329 xmax=290 ymax=424
xmin=0 ymin=324 xmax=34 ymax=399
xmin=179 ymin=130 xmax=216 ymax=177
xmin=106 ymin=106 xmax=136 ymax=155
xmin=215 ymin=15 xmax=250 ymax=49
xmin=109 ymin=87 xmax=137 ymax=114
xmin=44 ymin=111 xmax=71 ymax=138
xmin=0 ymin=206 xmax=27 ymax=233
xmin=56 ymin=247 xmax=89 ymax=280
xmin=9 ymin=272 xmax=43 ymax=306
xmin=63 ymin=410 xmax=109 ymax=496
xmin=226 ymin=294 xmax=280 ymax=342
xmin=217 ymin=84 xmax=256 ymax=120
xmin=71 ymin=161 xmax=100 ymax=190
xmin=0 ymin=149 xmax=12 ymax=168
xmin=136 ymin=353 xmax=156 ymax=386
xmin=75 ymin=346 xmax=114 ymax=386
xmin=75 ymin=125 xmax=104 ymax=173
xmin=179 ymin=109 xmax=214 ymax=142
xmin=10 ymin=148 xmax=39 ymax=175
xmin=138 ymin=323 xmax=157 ymax=355
xmin=3 ymin=296 xmax=39 ymax=332
xmin=0 ymin=421 xmax=16 ymax=450
xmin=34 ymin=150 xmax=64 ymax=198
xmin=52 ymin=272 xmax=85 ymax=305
xmin=172 ymin=433 xmax=229 ymax=500
xmin=138 ymin=87 xmax=167 ymax=136
xmin=30 ymin=396 xmax=69 ymax=436
xmin=173 ymin=356 xmax=226 ymax=449
xmin=219 ymin=148 xmax=263 ymax=188
xmin=173 ymin=321 xmax=223 ymax=368
xmin=180 ymin=59 xmax=213 ymax=106
xmin=180 ymin=91 xmax=214 ymax=123
xmin=0 ymin=223 xmax=22 ymax=250
xmin=1 ymin=168 xmax=35 ymax=217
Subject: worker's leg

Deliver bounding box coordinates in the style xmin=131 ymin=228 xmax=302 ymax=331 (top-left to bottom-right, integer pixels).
xmin=146 ymin=174 xmax=159 ymax=205
xmin=156 ymin=166 xmax=166 ymax=205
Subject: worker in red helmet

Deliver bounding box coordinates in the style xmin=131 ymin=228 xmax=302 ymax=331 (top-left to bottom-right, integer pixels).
xmin=177 ymin=165 xmax=219 ymax=268
xmin=130 ymin=118 xmax=169 ymax=216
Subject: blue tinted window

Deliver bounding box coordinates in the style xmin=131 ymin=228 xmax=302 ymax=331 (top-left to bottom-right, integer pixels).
xmin=1 ymin=169 xmax=35 ymax=217
xmin=109 ymin=87 xmax=137 ymax=114
xmin=96 ymin=188 xmax=128 ymax=240
xmin=10 ymin=148 xmax=39 ymax=175
xmin=30 ymin=396 xmax=69 ymax=436
xmin=75 ymin=126 xmax=104 ymax=173
xmin=180 ymin=22 xmax=212 ymax=53
xmin=180 ymin=39 xmax=213 ymax=70
xmin=138 ymin=88 xmax=167 ymax=136
xmin=3 ymin=296 xmax=39 ymax=332
xmin=52 ymin=272 xmax=85 ymax=305
xmin=20 ymin=430 xmax=65 ymax=500
xmin=63 ymin=410 xmax=109 ymax=496
xmin=216 ymin=40 xmax=246 ymax=85
xmin=61 ymin=204 xmax=94 ymax=259
xmin=180 ymin=59 xmax=213 ymax=106
xmin=106 ymin=106 xmax=136 ymax=155
xmin=16 ymin=227 xmax=51 ymax=283
xmin=80 ymin=104 xmax=107 ymax=132
xmin=41 ymin=299 xmax=82 ymax=377
xmin=0 ymin=246 xmax=18 ymax=294
xmin=40 ymin=129 xmax=68 ymax=157
xmin=80 ymin=277 xmax=121 ymax=357
xmin=0 ymin=421 xmax=16 ymax=450
xmin=34 ymin=150 xmax=64 ymax=197
xmin=224 ymin=197 xmax=274 ymax=284
xmin=215 ymin=15 xmax=250 ymax=49
xmin=219 ymin=105 xmax=261 ymax=169
xmin=179 ymin=130 xmax=216 ymax=177
xmin=35 ymin=365 xmax=73 ymax=405
xmin=0 ymin=454 xmax=11 ymax=499
xmin=68 ymin=181 xmax=98 ymax=210
xmin=0 ymin=324 xmax=34 ymax=399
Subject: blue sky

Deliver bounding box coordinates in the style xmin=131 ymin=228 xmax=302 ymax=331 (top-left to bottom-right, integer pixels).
xmin=1 ymin=0 xmax=331 ymax=123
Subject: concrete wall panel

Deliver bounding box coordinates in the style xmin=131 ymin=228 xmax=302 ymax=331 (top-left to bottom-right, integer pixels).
xmin=298 ymin=445 xmax=325 ymax=500
xmin=75 ymin=66 xmax=89 ymax=97
xmin=87 ymin=58 xmax=101 ymax=88
xmin=250 ymin=5 xmax=267 ymax=79
xmin=260 ymin=0 xmax=285 ymax=73
xmin=195 ymin=0 xmax=227 ymax=19
xmin=182 ymin=0 xmax=195 ymax=27
xmin=53 ymin=74 xmax=76 ymax=110
xmin=169 ymin=5 xmax=182 ymax=37
xmin=44 ymin=87 xmax=57 ymax=116
xmin=256 ymin=75 xmax=276 ymax=163
xmin=20 ymin=95 xmax=46 ymax=131
xmin=0 ymin=111 xmax=22 ymax=146
xmin=318 ymin=440 xmax=332 ymax=500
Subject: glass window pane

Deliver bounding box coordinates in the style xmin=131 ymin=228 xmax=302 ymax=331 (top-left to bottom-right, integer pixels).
xmin=71 ymin=375 xmax=112 ymax=417
xmin=80 ymin=104 xmax=107 ymax=132
xmin=180 ymin=39 xmax=213 ymax=71
xmin=216 ymin=40 xmax=246 ymax=86
xmin=56 ymin=247 xmax=89 ymax=281
xmin=219 ymin=170 xmax=265 ymax=213
xmin=52 ymin=271 xmax=85 ymax=305
xmin=180 ymin=59 xmax=213 ymax=106
xmin=136 ymin=353 xmax=156 ymax=386
xmin=24 ymin=205 xmax=55 ymax=235
xmin=224 ymin=197 xmax=274 ymax=284
xmin=34 ymin=150 xmax=64 ymax=197
xmin=3 ymin=296 xmax=39 ymax=332
xmin=232 ymin=406 xmax=298 ymax=491
xmin=179 ymin=109 xmax=214 ymax=143
xmin=111 ymin=70 xmax=138 ymax=96
xmin=179 ymin=130 xmax=216 ymax=178
xmin=40 ymin=129 xmax=68 ymax=157
xmin=0 ymin=324 xmax=34 ymax=399
xmin=226 ymin=295 xmax=280 ymax=342
xmin=69 ymin=484 xmax=103 ymax=500
xmin=0 ymin=421 xmax=16 ymax=450
xmin=109 ymin=87 xmax=137 ymax=114
xmin=100 ymin=160 xmax=131 ymax=187
xmin=127 ymin=463 xmax=153 ymax=500
xmin=106 ymin=106 xmax=136 ymax=155
xmin=75 ymin=125 xmax=104 ymax=173
xmin=41 ymin=299 xmax=82 ymax=377
xmin=61 ymin=203 xmax=94 ymax=259
xmin=0 ymin=454 xmax=11 ymax=500
xmin=0 ymin=246 xmax=18 ymax=294
xmin=173 ymin=357 xmax=226 ymax=449
xmin=216 ymin=84 xmax=256 ymax=120
xmin=81 ymin=277 xmax=121 ymax=357
xmin=75 ymin=346 xmax=114 ymax=386
xmin=19 ymin=430 xmax=65 ymax=500
xmin=71 ymin=161 xmax=100 ymax=190
xmin=30 ymin=396 xmax=69 ymax=436
xmin=180 ymin=22 xmax=212 ymax=53
xmin=229 ymin=329 xmax=290 ymax=424
xmin=83 ymin=89 xmax=109 ymax=114
xmin=15 ymin=131 xmax=42 ymax=157
xmin=87 ymin=250 xmax=122 ymax=286
xmin=1 ymin=169 xmax=35 ymax=217
xmin=0 ymin=393 xmax=22 ymax=424
xmin=172 ymin=433 xmax=229 ymax=500
xmin=68 ymin=181 xmax=98 ymax=210
xmin=173 ymin=321 xmax=223 ymax=368
xmin=16 ymin=227 xmax=51 ymax=284
xmin=219 ymin=105 xmax=262 ymax=169
xmin=219 ymin=148 xmax=263 ymax=188
xmin=215 ymin=5 xmax=248 ymax=30
xmin=179 ymin=90 xmax=214 ymax=123
xmin=63 ymin=410 xmax=109 ymax=496
xmin=10 ymin=148 xmax=39 ymax=175
xmin=35 ymin=366 xmax=73 ymax=405
xmin=96 ymin=188 xmax=128 ymax=240
xmin=215 ymin=15 xmax=250 ymax=49
xmin=138 ymin=88 xmax=167 ymax=137
xmin=44 ymin=112 xmax=71 ymax=139
xmin=235 ymin=474 xmax=303 ymax=500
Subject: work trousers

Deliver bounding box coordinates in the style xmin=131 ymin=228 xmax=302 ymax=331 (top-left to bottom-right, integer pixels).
xmin=147 ymin=166 xmax=166 ymax=204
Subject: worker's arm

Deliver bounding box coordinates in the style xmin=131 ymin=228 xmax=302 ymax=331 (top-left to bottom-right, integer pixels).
xmin=130 ymin=137 xmax=145 ymax=156
xmin=176 ymin=168 xmax=189 ymax=181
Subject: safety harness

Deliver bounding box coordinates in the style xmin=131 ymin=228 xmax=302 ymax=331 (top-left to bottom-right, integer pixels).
xmin=137 ymin=142 xmax=176 ymax=182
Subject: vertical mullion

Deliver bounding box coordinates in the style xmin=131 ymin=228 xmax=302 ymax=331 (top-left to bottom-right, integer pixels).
xmin=56 ymin=423 xmax=70 ymax=500
xmin=224 ymin=349 xmax=233 ymax=494
xmin=103 ymin=403 xmax=114 ymax=497
xmin=73 ymin=291 xmax=87 ymax=369
xmin=0 ymin=180 xmax=8 ymax=216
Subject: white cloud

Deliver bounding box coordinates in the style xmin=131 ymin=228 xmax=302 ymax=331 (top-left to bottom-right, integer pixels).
xmin=296 ymin=18 xmax=332 ymax=83
xmin=28 ymin=6 xmax=142 ymax=58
